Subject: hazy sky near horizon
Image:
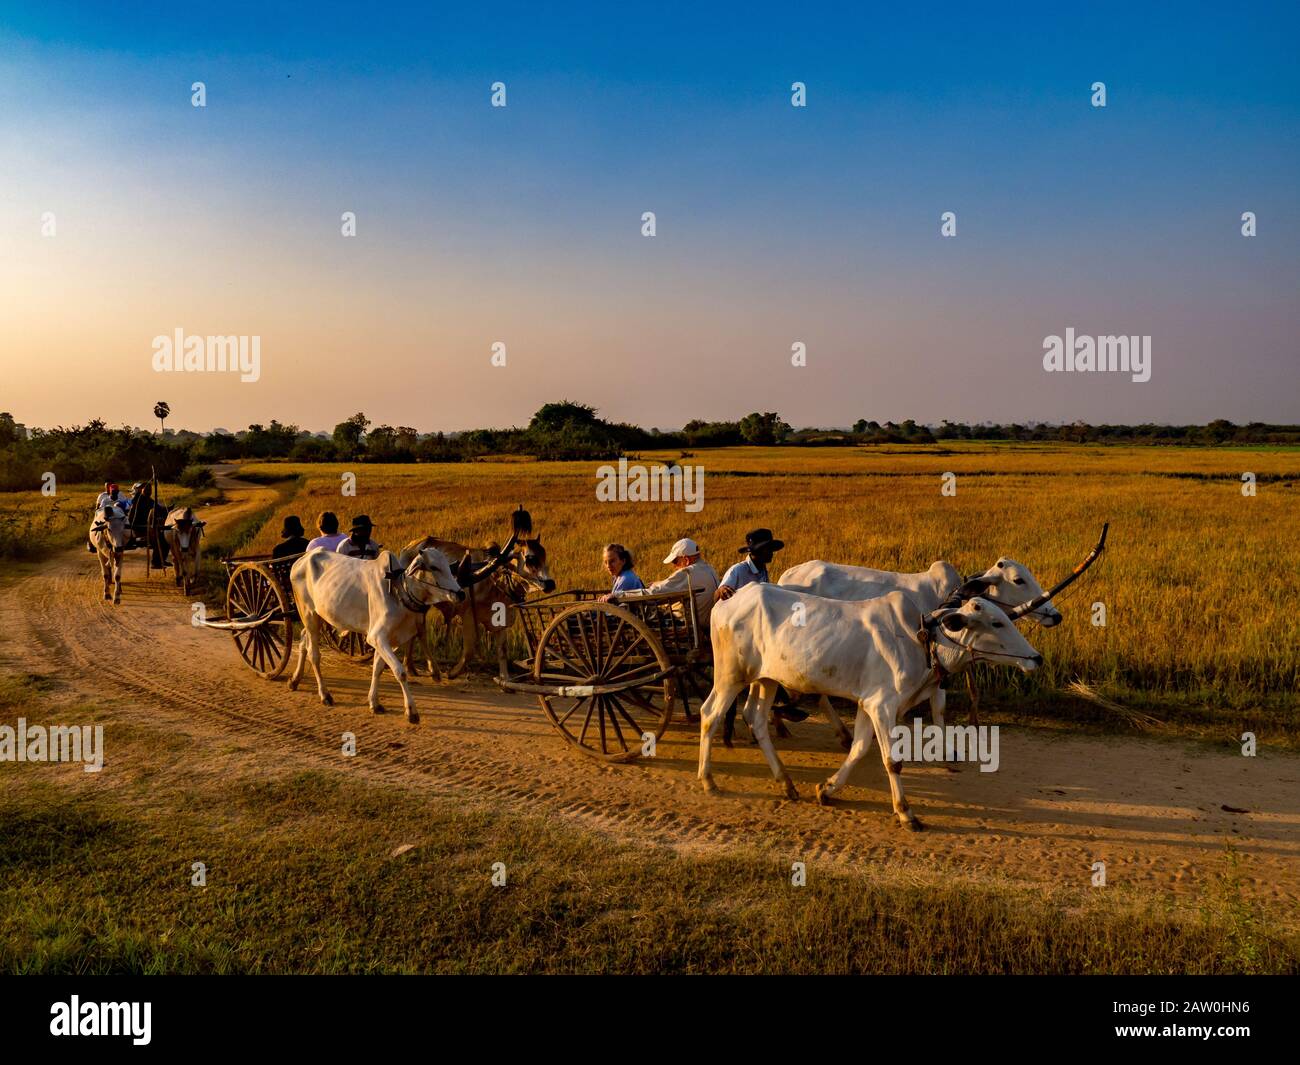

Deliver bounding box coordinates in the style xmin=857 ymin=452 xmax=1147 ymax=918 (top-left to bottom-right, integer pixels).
xmin=2 ymin=1 xmax=1297 ymax=433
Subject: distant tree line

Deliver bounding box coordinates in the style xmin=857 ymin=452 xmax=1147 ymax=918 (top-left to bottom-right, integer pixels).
xmin=1 ymin=407 xmax=1296 ymax=492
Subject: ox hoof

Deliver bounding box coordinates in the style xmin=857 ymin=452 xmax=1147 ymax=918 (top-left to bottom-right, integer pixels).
xmin=897 ymin=816 xmax=925 ymax=832
xmin=405 ymin=711 xmax=420 ymax=725
xmin=103 ymin=593 xmax=112 ymax=601
xmin=815 ymin=783 xmax=835 ymax=807
xmin=371 ymin=704 xmax=386 ymax=715
xmin=781 ymin=776 xmax=799 ymax=802
xmin=701 ymin=776 xmax=718 ymax=795
xmin=288 ymin=678 xmax=299 ymax=692
xmin=321 ymin=693 xmax=334 ymax=707
xmin=944 ymin=764 xmax=962 ymax=774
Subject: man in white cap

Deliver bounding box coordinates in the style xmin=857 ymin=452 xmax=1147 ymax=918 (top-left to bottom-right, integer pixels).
xmin=617 ymin=538 xmax=719 ymax=628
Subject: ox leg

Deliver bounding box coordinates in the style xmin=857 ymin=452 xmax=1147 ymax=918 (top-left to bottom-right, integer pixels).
xmin=371 ymin=638 xmax=419 ymax=723
xmin=697 ymin=679 xmax=747 ymax=793
xmin=816 ymin=703 xmax=878 ymax=807
xmin=112 ymin=552 xmax=122 ymax=604
xmin=746 ymin=680 xmax=798 ymax=800
xmin=772 ymin=711 xmax=790 ymax=740
xmin=446 ymin=611 xmax=478 ymax=678
xmin=724 ymin=686 xmax=761 ymax=748
xmin=292 ymin=612 xmax=333 ymax=706
xmin=402 ymin=635 xmax=420 ymax=679
xmin=722 ymin=697 xmax=738 ymax=747
xmin=867 ymin=699 xmax=922 ymax=830
xmin=495 ymin=630 xmax=509 ymax=681
xmin=966 ymin=673 xmax=980 ymax=727
xmin=929 ymin=686 xmax=958 ymax=773
xmin=819 ymin=695 xmax=853 ymax=750
xmin=100 ymin=552 xmax=111 ymax=600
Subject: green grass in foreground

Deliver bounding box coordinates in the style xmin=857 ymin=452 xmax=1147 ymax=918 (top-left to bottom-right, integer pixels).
xmin=0 ymin=674 xmax=1295 ymax=975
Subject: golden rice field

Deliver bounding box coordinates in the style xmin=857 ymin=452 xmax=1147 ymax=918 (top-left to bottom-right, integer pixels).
xmin=233 ymin=443 xmax=1300 ymax=733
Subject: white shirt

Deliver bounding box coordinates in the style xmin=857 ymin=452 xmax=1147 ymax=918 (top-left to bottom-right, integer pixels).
xmin=336 ymin=537 xmax=381 ymax=558
xmin=95 ymin=492 xmax=129 ymax=514
xmin=625 ymin=561 xmax=719 ymax=628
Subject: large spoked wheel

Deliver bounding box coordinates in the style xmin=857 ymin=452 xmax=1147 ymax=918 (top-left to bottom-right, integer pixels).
xmin=227 ymin=563 xmax=294 ymax=679
xmin=534 ymin=602 xmax=676 ymax=763
xmin=319 ymin=622 xmax=375 ymax=665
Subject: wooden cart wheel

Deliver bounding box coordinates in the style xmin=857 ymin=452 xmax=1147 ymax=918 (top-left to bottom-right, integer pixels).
xmin=227 ymin=563 xmax=294 ymax=679
xmin=534 ymin=602 xmax=676 ymax=763
xmin=319 ymin=621 xmax=375 ymax=664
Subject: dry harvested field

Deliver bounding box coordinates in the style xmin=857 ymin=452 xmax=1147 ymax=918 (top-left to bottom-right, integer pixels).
xmin=2 ymin=446 xmax=1299 ymax=973
xmin=239 ymin=444 xmax=1300 ymax=728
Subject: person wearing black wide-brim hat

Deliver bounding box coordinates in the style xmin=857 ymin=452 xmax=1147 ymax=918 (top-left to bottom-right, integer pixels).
xmin=715 ymin=528 xmax=807 ymax=733
xmin=272 ymin=515 xmax=310 ymax=558
xmin=714 ymin=528 xmax=784 ymax=603
xmin=336 ymin=514 xmax=382 ymax=560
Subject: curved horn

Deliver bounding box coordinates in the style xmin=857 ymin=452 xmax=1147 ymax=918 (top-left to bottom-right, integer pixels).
xmin=1006 ymin=523 xmax=1109 ymax=621
xmin=453 ymin=551 xmax=476 ymax=582
xmin=460 ymin=529 xmax=521 ymax=587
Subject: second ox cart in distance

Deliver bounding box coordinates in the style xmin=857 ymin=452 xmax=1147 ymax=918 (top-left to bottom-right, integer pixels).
xmin=208 ymin=552 xmax=385 ymax=678
xmin=203 ymin=511 xmax=532 ymax=679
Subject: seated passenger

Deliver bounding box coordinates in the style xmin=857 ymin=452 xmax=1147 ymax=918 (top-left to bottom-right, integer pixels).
xmin=598 ymin=543 xmax=643 ymax=601
xmin=273 ymin=515 xmax=310 ymax=558
xmin=95 ymin=482 xmax=129 ymax=513
xmin=307 ymin=511 xmax=348 ymax=552
xmin=619 ymin=537 xmax=718 ymax=627
xmin=715 ymin=528 xmax=784 ymax=602
xmin=336 ymin=515 xmax=382 ymax=559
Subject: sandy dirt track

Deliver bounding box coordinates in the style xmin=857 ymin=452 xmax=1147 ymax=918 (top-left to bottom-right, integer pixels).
xmin=3 ymin=468 xmax=1298 ymax=916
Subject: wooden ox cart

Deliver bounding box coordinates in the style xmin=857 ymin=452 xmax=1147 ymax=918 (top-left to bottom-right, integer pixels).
xmin=495 ymin=587 xmax=710 ymax=763
xmin=202 ymin=552 xmax=372 ymax=678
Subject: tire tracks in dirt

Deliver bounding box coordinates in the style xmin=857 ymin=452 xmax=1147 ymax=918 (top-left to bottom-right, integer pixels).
xmin=3 ymin=470 xmax=1298 ymax=916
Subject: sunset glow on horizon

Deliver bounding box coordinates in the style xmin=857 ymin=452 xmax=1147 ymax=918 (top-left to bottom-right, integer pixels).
xmin=3 ymin=1 xmax=1297 ymax=433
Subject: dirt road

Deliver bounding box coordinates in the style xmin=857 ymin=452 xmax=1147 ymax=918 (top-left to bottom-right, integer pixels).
xmin=4 ymin=468 xmax=1298 ymax=916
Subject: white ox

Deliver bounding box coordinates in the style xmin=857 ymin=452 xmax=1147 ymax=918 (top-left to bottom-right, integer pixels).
xmin=288 ymin=546 xmax=464 ymax=722
xmin=162 ymin=506 xmax=206 ymax=591
xmin=89 ymin=506 xmax=130 ymax=604
xmin=698 ymin=584 xmax=1041 ymax=830
xmin=775 ymin=556 xmax=1061 ymax=741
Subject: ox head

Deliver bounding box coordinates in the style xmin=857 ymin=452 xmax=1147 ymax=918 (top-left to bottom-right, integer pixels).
xmin=408 ymin=546 xmax=465 ymax=604
xmin=90 ymin=506 xmax=130 ymax=554
xmin=452 ymin=505 xmax=537 ymax=588
xmin=957 ymin=558 xmax=1062 ymax=627
xmin=935 ymin=598 xmax=1042 ymax=673
xmin=503 ymin=506 xmax=555 ymax=592
xmin=168 ymin=507 xmax=204 ymax=549
xmin=513 ymin=537 xmax=556 ymax=593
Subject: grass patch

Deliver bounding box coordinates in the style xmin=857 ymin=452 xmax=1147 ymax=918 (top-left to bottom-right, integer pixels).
xmin=1 ymin=673 xmax=1294 ymax=975
xmin=3 ymin=773 xmax=1295 ymax=974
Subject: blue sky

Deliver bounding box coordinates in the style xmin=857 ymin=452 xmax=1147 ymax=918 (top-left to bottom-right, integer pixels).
xmin=2 ymin=2 xmax=1297 ymax=431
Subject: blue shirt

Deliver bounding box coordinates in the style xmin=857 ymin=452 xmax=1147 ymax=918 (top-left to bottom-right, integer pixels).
xmin=611 ymin=570 xmax=644 ymax=594
xmin=719 ymin=557 xmax=768 ymax=592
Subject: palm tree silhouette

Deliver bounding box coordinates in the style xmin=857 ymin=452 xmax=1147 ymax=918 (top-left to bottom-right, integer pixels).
xmin=154 ymin=401 xmax=170 ymax=436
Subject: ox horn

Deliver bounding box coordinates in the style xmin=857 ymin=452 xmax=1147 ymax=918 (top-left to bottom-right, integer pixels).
xmin=460 ymin=529 xmax=522 ymax=587
xmin=453 ymin=551 xmax=476 ymax=582
xmin=1005 ymin=523 xmax=1109 ymax=621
